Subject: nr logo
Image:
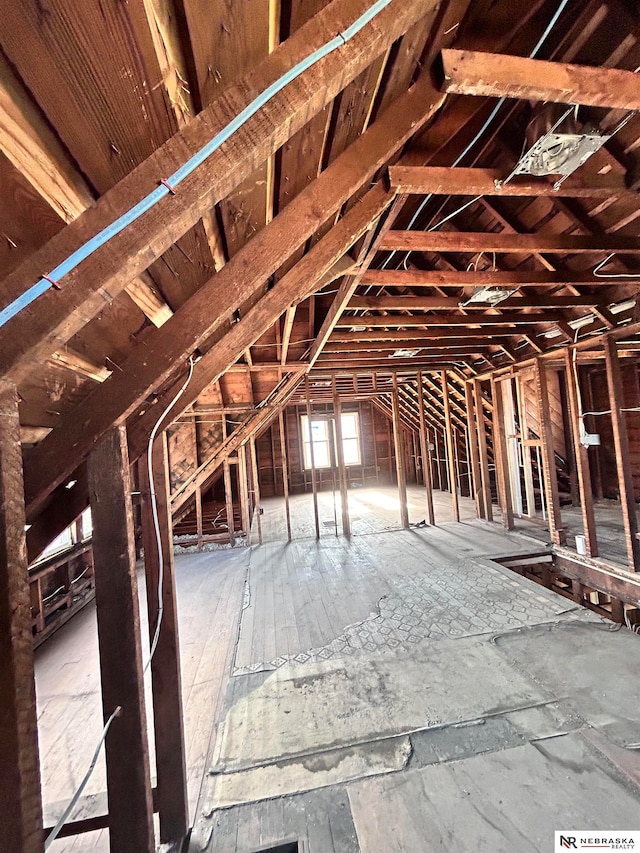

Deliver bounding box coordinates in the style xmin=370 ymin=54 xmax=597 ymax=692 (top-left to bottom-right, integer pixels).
xmin=560 ymin=838 xmax=578 ymax=849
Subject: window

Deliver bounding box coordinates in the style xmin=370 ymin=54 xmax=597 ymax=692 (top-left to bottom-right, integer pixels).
xmin=301 ymin=412 xmax=361 ymax=469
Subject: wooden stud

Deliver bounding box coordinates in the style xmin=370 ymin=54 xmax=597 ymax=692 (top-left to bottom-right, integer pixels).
xmin=491 ymin=378 xmax=514 ymax=530
xmin=0 ymin=382 xmax=44 ymax=853
xmin=305 ymin=377 xmax=321 ymax=540
xmin=515 ymin=373 xmax=536 ymax=519
xmin=249 ymin=437 xmax=263 ymax=546
xmin=278 ymin=410 xmax=292 ymax=543
xmin=465 ymin=381 xmax=484 ymax=519
xmin=604 ymin=337 xmax=640 ymax=571
xmin=391 ymin=374 xmax=410 ymax=529
xmin=87 ymin=426 xmax=154 ymax=853
xmin=195 ymin=484 xmax=203 ymax=552
xmin=534 ymin=359 xmax=566 ymax=546
xmin=441 ymin=371 xmax=460 ymax=522
xmin=332 ymin=377 xmax=351 ymax=537
xmin=563 ymin=350 xmax=598 ymax=557
xmin=359 ymin=269 xmax=629 ymax=288
xmin=242 ymin=445 xmax=253 ymax=542
xmin=223 ymin=460 xmax=236 ymax=547
xmin=139 ymin=435 xmax=188 ymax=845
xmin=584 ymin=370 xmax=604 ymax=500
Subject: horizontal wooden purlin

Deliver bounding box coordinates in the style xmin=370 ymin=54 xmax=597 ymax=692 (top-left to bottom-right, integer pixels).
xmin=324 ymin=339 xmax=492 ymax=352
xmin=379 ymin=231 xmax=640 ymax=254
xmin=348 ymin=295 xmax=604 ymax=310
xmin=321 ymin=345 xmax=486 ymax=356
xmin=330 ymin=327 xmax=522 ymax=340
xmin=388 ymin=166 xmax=632 ymax=198
xmin=0 ymin=0 xmax=431 ymax=384
xmin=359 ymin=269 xmax=627 ymax=287
xmin=440 ymin=49 xmax=640 ymax=112
xmin=313 ymin=358 xmax=468 ymax=371
xmin=335 ymin=312 xmax=560 ymax=327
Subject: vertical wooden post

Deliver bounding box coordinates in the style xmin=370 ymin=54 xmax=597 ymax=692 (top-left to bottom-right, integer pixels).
xmin=417 ymin=373 xmax=435 ymax=525
xmin=238 ymin=445 xmax=251 ymax=543
xmin=249 ymin=437 xmax=263 ymax=545
xmin=88 ymin=426 xmax=154 ymax=853
xmin=584 ymin=370 xmax=604 ymax=500
xmin=604 ymin=337 xmax=640 ymax=571
xmin=515 ymin=374 xmax=536 ymax=518
xmin=370 ymin=401 xmax=380 ymax=484
xmin=534 ymin=359 xmax=565 ymax=545
xmin=332 ymin=378 xmax=351 ymax=537
xmin=139 ymin=435 xmax=188 ymax=844
xmin=391 ymin=374 xmax=409 ymax=529
xmin=305 ymin=377 xmax=321 ymax=540
xmin=223 ymin=460 xmax=236 ymax=546
xmin=473 ymin=380 xmax=493 ymax=521
xmin=491 ymin=378 xmax=514 ymax=530
xmin=0 ymin=383 xmax=44 ymax=853
xmin=195 ymin=484 xmax=203 ymax=551
xmin=465 ymin=381 xmax=485 ymax=519
xmin=441 ymin=371 xmax=460 ymax=522
xmin=278 ymin=410 xmax=292 ymax=542
xmin=563 ymin=350 xmax=598 ymax=557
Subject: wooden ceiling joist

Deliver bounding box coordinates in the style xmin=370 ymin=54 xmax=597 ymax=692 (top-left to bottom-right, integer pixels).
xmin=359 ymin=269 xmax=632 ymax=287
xmin=379 ymin=231 xmax=640 ymax=254
xmin=347 ymin=295 xmax=608 ymax=310
xmin=440 ymin=48 xmax=640 ymax=112
xmin=0 ymin=0 xmax=434 ymax=385
xmin=335 ymin=312 xmax=561 ymax=327
xmin=388 ymin=166 xmax=634 ymax=198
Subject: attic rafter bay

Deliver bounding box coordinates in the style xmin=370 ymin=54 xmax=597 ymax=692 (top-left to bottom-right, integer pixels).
xmin=22 ymin=73 xmax=445 ymax=521
xmin=0 ymin=0 xmax=435 ymax=385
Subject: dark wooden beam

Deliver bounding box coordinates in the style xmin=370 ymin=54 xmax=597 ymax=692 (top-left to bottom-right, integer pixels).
xmin=347 ymin=295 xmax=604 ymax=310
xmin=491 ymin=378 xmax=514 ymax=530
xmin=305 ymin=377 xmax=320 ymax=541
xmin=441 ymin=49 xmax=640 ymax=111
xmin=604 ymin=337 xmax=640 ymax=571
xmin=417 ymin=373 xmax=435 ymax=525
xmin=332 ymin=377 xmax=351 ymax=537
xmin=380 ymin=231 xmax=640 ymax=254
xmin=249 ymin=437 xmax=263 ymax=546
xmin=465 ymin=380 xmax=484 ymax=519
xmin=335 ymin=312 xmax=561 ymax=327
xmin=474 ymin=379 xmax=493 ymax=522
xmin=0 ymin=383 xmax=44 ymax=853
xmin=534 ymin=360 xmax=566 ymax=546
xmin=87 ymin=426 xmax=154 ymax=853
xmin=441 ymin=371 xmax=460 ymax=522
xmin=389 ymin=166 xmax=633 ymax=197
xmin=278 ymin=410 xmax=292 ymax=542
xmin=360 ymin=269 xmax=630 ymax=287
xmin=139 ymin=435 xmax=188 ymax=844
xmin=330 ymin=328 xmax=520 ymax=341
xmin=0 ymin=0 xmax=433 ymax=384
xmin=391 ymin=374 xmax=409 ymax=529
xmin=222 ymin=460 xmax=236 ymax=547
xmin=563 ymin=351 xmax=598 ymax=558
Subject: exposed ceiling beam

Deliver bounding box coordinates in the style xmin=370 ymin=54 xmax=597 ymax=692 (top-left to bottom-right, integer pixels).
xmin=359 ymin=269 xmax=628 ymax=287
xmin=440 ymin=48 xmax=640 ymax=111
xmin=347 ymin=295 xmax=607 ymax=310
xmin=335 ymin=312 xmax=561 ymax=327
xmin=331 ymin=328 xmax=522 ymax=341
xmin=380 ymin=231 xmax=640 ymax=254
xmin=388 ymin=166 xmax=633 ymax=198
xmin=0 ymin=0 xmax=434 ymax=385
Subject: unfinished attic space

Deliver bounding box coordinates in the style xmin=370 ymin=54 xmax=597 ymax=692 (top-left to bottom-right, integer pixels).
xmin=5 ymin=0 xmax=640 ymax=851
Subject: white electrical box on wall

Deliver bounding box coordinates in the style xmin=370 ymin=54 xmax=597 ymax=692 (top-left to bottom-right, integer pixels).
xmin=581 ymin=432 xmax=601 ymax=447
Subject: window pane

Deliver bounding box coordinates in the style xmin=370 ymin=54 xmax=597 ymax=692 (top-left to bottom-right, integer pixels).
xmin=311 ymin=420 xmax=328 ymax=439
xmin=313 ymin=441 xmax=330 ymax=468
xmin=341 ymin=412 xmax=358 ymax=438
xmin=343 ymin=437 xmax=360 ymax=465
